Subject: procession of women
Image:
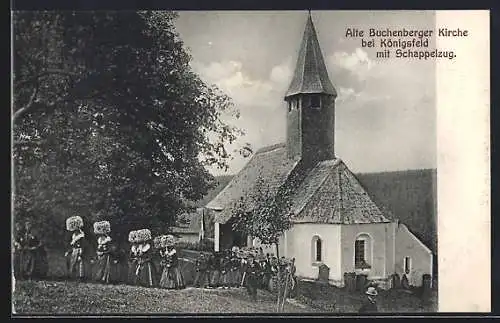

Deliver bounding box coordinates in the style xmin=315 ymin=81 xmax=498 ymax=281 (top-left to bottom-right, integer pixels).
xmin=13 ymin=215 xmax=298 ymax=303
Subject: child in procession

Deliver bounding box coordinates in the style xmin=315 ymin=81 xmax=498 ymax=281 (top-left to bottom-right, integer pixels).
xmin=193 ymin=252 xmax=210 ymax=288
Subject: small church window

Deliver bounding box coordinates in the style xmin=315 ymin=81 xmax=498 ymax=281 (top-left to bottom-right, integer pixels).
xmin=311 ymin=235 xmax=322 ymax=263
xmin=355 ymin=234 xmax=372 ymax=269
xmin=354 ymin=240 xmax=365 ymax=266
xmin=310 ymin=95 xmax=321 ymax=109
xmin=316 ymin=238 xmax=322 ymax=262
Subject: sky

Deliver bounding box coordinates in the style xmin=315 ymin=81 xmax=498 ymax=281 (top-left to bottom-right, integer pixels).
xmin=175 ymin=11 xmax=437 ymax=176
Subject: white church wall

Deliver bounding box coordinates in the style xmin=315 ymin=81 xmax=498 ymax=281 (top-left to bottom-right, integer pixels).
xmin=395 ymin=223 xmax=433 ymax=287
xmin=340 ymin=222 xmax=395 ymax=281
xmin=285 ymin=223 xmax=342 ymax=282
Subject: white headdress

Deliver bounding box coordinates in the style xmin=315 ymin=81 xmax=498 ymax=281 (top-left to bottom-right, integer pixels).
xmin=93 ymin=221 xmax=111 ymax=235
xmin=66 ymin=216 xmax=84 ymax=232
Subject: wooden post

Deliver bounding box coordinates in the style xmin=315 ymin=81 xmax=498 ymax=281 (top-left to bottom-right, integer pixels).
xmin=276 ymin=263 xmax=282 ymax=312
xmin=281 ymin=271 xmax=290 ymax=311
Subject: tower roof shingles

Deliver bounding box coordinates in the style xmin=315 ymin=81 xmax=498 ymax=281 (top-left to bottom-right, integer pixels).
xmin=285 ymin=12 xmax=337 ymax=99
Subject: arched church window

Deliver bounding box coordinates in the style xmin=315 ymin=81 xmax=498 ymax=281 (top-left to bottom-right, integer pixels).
xmin=403 ymin=256 xmax=411 ymax=274
xmin=354 ymin=233 xmax=372 ymax=269
xmin=311 ymin=235 xmax=322 ymax=263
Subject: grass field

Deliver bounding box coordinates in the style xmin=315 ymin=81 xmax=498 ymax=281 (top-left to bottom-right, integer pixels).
xmin=12 ymin=279 xmax=437 ymax=315
xmin=12 ymin=280 xmax=315 ymax=314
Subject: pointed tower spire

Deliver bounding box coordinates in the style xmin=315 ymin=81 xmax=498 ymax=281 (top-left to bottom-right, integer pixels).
xmin=284 ymin=11 xmax=337 ymax=164
xmin=285 ymin=12 xmax=337 ymax=99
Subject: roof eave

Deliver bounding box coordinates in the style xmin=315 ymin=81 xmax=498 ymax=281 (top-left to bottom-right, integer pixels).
xmin=284 ymin=89 xmax=337 ymax=100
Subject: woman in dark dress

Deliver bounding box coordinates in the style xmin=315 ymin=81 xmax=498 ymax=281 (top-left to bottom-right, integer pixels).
xmin=65 ymin=216 xmax=88 ymax=281
xmin=19 ymin=221 xmax=48 ymax=279
xmin=220 ymin=251 xmax=232 ymax=289
xmin=92 ymin=221 xmax=120 ymax=284
xmin=239 ymin=252 xmax=248 ymax=288
xmin=208 ymin=252 xmax=221 ymax=288
xmin=229 ymin=248 xmax=242 ymax=288
xmin=159 ymin=235 xmax=185 ymax=289
xmin=134 ymin=229 xmax=157 ymax=287
xmin=127 ymin=230 xmax=140 ymax=285
xmin=261 ymin=254 xmax=273 ymax=290
xmin=245 ymin=254 xmax=259 ymax=301
xmin=193 ymin=253 xmax=210 ymax=288
xmin=268 ymin=256 xmax=279 ymax=293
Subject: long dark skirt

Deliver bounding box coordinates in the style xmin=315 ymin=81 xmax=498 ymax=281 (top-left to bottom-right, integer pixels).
xmin=209 ymin=269 xmax=221 ymax=287
xmin=20 ymin=247 xmax=48 ymax=279
xmin=262 ymin=273 xmax=272 ymax=290
xmin=127 ymin=260 xmax=139 ymax=285
xmin=193 ymin=270 xmax=209 ymax=288
xmin=268 ymin=275 xmax=279 ymax=293
xmin=230 ymin=269 xmax=242 ymax=287
xmin=245 ymin=275 xmax=258 ymax=300
xmin=93 ymin=254 xmax=121 ymax=284
xmin=136 ymin=261 xmax=157 ymax=287
xmin=160 ymin=266 xmax=185 ymax=289
xmin=67 ymin=248 xmax=86 ymax=279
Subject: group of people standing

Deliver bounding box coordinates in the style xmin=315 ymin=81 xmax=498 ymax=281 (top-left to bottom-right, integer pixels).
xmin=13 ymin=216 xmax=298 ymax=304
xmin=191 ymin=246 xmax=297 ymax=301
xmin=64 ymin=216 xmax=186 ymax=290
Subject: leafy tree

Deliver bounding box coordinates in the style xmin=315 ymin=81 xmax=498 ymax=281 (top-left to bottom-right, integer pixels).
xmin=230 ymin=177 xmax=294 ymax=258
xmin=12 ymin=11 xmax=251 ymax=247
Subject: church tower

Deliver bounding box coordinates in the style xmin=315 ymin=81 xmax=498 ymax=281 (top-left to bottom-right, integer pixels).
xmin=285 ymin=12 xmax=337 ymax=165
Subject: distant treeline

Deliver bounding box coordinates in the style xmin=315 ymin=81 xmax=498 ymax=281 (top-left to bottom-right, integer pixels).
xmin=356 ymin=169 xmax=437 ymax=254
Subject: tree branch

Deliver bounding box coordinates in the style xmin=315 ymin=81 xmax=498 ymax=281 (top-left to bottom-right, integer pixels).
xmin=12 ymin=82 xmax=39 ymax=123
xmin=14 ymin=68 xmax=79 ymax=90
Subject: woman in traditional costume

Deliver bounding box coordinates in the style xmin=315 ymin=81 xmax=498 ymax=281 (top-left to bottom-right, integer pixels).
xmin=159 ymin=235 xmax=185 ymax=289
xmin=127 ymin=230 xmax=140 ymax=285
xmin=134 ymin=229 xmax=157 ymax=287
xmin=18 ymin=220 xmax=48 ymax=279
xmin=268 ymin=256 xmax=279 ymax=293
xmin=239 ymin=251 xmax=248 ymax=288
xmin=208 ymin=251 xmax=221 ymax=288
xmin=245 ymin=253 xmax=259 ymax=301
xmin=92 ymin=221 xmax=120 ymax=284
xmin=229 ymin=246 xmax=242 ymax=288
xmin=193 ymin=253 xmax=210 ymax=288
xmin=65 ymin=216 xmax=88 ymax=281
xmin=219 ymin=250 xmax=231 ymax=289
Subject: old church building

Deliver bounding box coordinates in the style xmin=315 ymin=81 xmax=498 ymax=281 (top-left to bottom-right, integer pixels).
xmin=204 ymin=13 xmax=433 ymax=288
